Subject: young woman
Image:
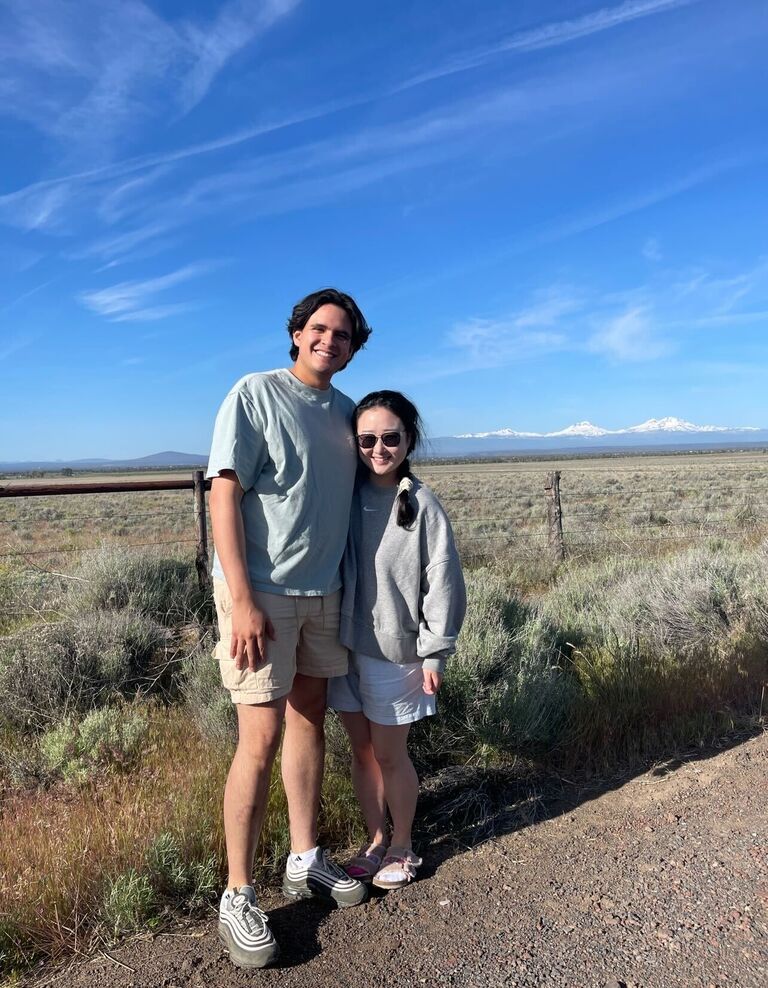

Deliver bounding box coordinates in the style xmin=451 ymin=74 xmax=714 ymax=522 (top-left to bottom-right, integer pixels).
xmin=328 ymin=391 xmax=466 ymax=890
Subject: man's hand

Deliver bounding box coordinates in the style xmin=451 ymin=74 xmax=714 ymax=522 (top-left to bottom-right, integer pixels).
xmin=422 ymin=669 xmax=443 ymax=695
xmin=230 ymin=598 xmax=276 ymax=671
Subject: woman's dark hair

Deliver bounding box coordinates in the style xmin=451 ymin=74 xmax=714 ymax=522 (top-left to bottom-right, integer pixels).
xmin=355 ymin=390 xmax=423 ymax=528
xmin=287 ymin=288 xmax=372 ymax=365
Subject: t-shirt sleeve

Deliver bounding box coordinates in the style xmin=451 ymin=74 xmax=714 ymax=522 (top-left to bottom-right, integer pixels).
xmin=206 ymin=385 xmax=267 ymax=491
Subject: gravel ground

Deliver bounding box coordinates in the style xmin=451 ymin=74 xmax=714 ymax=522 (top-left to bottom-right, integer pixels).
xmin=35 ymin=730 xmax=766 ymax=988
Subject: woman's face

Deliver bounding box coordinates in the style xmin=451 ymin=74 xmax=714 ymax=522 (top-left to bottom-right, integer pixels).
xmin=356 ymin=406 xmax=409 ymax=485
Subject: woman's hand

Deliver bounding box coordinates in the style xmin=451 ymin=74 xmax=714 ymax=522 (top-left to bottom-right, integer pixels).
xmin=422 ymin=669 xmax=443 ymax=695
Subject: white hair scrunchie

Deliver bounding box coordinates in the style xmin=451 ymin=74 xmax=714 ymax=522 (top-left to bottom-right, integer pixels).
xmin=397 ymin=477 xmax=413 ymax=496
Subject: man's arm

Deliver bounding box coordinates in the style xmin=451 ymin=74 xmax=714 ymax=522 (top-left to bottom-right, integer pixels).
xmin=209 ymin=471 xmax=275 ymax=670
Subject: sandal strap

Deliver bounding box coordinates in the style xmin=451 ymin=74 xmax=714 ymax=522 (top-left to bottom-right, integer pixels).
xmin=378 ymin=848 xmax=422 ymax=881
xmin=344 ymin=843 xmax=389 ymax=877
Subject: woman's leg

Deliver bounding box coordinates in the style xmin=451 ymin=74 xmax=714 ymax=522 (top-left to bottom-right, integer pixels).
xmin=339 ymin=711 xmax=388 ymax=846
xmin=369 ymin=722 xmax=418 ymax=850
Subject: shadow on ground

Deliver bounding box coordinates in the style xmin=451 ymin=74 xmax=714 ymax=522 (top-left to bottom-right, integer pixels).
xmin=411 ymin=724 xmax=765 ymax=876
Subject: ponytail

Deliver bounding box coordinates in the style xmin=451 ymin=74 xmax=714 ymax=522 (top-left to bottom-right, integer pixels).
xmin=353 ymin=390 xmax=423 ymax=530
xmin=395 ymin=460 xmax=416 ymax=528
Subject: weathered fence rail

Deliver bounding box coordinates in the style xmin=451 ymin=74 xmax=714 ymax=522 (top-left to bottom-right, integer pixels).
xmin=0 ymin=471 xmax=212 ymax=590
xmin=1 ymin=467 xmax=762 ymax=582
xmin=0 ymin=477 xmax=210 ymax=497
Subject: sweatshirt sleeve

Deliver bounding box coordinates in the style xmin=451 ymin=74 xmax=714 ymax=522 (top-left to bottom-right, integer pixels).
xmin=417 ymin=504 xmax=467 ymax=674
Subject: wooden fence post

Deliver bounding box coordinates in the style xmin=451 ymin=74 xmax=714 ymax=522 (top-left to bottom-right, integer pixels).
xmin=544 ymin=470 xmax=565 ymax=563
xmin=193 ymin=470 xmax=211 ymax=593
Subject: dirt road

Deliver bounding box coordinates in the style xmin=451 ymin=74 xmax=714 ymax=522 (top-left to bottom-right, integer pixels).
xmin=40 ymin=731 xmax=766 ymax=988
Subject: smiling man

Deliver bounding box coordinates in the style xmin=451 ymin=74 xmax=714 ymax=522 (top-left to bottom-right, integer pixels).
xmin=206 ymin=288 xmax=372 ymax=968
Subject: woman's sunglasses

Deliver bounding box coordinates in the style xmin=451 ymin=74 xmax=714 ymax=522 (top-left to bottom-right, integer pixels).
xmin=356 ymin=431 xmax=403 ymax=450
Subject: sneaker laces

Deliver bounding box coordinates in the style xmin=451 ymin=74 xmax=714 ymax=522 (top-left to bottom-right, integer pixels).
xmin=230 ymin=893 xmax=268 ymax=934
xmin=319 ymin=848 xmax=349 ymax=881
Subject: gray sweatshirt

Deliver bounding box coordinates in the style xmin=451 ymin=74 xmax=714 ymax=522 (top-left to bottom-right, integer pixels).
xmin=339 ymin=477 xmax=466 ymax=674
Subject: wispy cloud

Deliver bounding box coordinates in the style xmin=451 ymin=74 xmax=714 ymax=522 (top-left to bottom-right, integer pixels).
xmin=79 ymin=261 xmax=219 ymax=322
xmin=669 ymin=257 xmax=768 ymax=315
xmin=642 ymin=237 xmax=662 ymax=261
xmin=79 ymin=221 xmax=177 ymax=263
xmin=442 ymin=289 xmax=577 ymax=372
xmin=435 ymin=254 xmax=767 ymax=378
xmin=0 ymin=244 xmax=44 ymax=273
xmin=1 ymin=182 xmax=75 ymax=233
xmin=685 ymin=310 xmax=768 ymax=328
xmin=368 ymin=147 xmax=764 ymax=311
xmin=1 ymin=76 xmax=564 ymax=246
xmin=0 ymin=280 xmax=55 ymax=316
xmin=75 ymin=62 xmax=677 ymax=253
xmin=0 ymin=0 xmax=301 ymax=160
xmin=0 ymin=332 xmax=38 ymax=362
xmin=541 ymin=153 xmax=761 ymax=245
xmin=177 ymin=0 xmax=301 ymax=114
xmin=97 ymin=167 xmax=176 ymax=224
xmin=588 ymin=306 xmax=672 ymax=360
xmin=0 ymin=0 xmax=708 ymax=242
xmin=392 ymin=0 xmax=699 ymax=91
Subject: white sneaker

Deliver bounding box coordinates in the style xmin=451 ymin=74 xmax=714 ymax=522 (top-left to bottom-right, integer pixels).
xmin=282 ymin=847 xmax=368 ymax=907
xmin=217 ymin=885 xmax=279 ymax=968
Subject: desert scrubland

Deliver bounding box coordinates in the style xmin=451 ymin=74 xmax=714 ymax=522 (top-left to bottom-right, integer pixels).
xmin=1 ymin=450 xmax=767 ymax=975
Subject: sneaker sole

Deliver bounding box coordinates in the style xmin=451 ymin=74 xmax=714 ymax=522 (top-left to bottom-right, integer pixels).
xmin=282 ymin=878 xmax=368 ymax=908
xmin=217 ymin=923 xmax=280 ymax=969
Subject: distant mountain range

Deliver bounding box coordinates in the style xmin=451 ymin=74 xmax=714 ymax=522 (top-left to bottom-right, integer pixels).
xmin=427 ymin=417 xmax=768 ymax=456
xmin=456 ymin=417 xmax=761 ymax=439
xmin=2 ymin=418 xmax=768 ymax=473
xmin=0 ymin=451 xmax=208 ymax=472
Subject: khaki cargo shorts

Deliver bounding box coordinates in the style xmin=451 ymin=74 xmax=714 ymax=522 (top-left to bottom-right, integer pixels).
xmin=213 ymin=578 xmax=348 ymax=704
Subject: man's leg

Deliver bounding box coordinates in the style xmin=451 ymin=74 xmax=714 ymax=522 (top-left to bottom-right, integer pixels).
xmin=224 ymin=698 xmax=286 ymax=888
xmin=219 ymin=698 xmax=286 ymax=969
xmin=281 ymin=673 xmax=367 ymax=907
xmin=281 ymin=672 xmax=327 ymax=853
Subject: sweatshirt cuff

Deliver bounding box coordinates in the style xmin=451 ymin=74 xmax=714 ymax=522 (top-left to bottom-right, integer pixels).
xmin=422 ymin=656 xmax=447 ymax=674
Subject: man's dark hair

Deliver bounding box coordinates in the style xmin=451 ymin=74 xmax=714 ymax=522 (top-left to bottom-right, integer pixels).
xmin=287 ymin=288 xmax=372 ymax=364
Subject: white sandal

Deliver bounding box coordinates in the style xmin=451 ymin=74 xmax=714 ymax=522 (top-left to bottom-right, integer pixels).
xmin=371 ymin=848 xmax=422 ymax=889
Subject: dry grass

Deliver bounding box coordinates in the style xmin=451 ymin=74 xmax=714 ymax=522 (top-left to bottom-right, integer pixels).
xmin=417 ymin=450 xmax=768 ymax=577
xmin=3 ymin=452 xmax=768 ymax=591
xmin=0 ymin=706 xmax=225 ymax=967
xmin=2 ymin=453 xmax=768 ymax=974
xmin=0 ymin=704 xmax=364 ymax=971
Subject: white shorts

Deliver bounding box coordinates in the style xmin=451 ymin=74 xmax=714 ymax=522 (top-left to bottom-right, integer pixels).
xmin=327 ymin=652 xmax=436 ymax=726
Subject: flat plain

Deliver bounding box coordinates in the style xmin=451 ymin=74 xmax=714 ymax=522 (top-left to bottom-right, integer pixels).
xmin=1 ymin=448 xmax=767 ymax=979
xmin=2 ymin=449 xmax=768 ymax=572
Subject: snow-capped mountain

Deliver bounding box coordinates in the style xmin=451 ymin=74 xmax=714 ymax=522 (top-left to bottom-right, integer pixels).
xmin=548 ymin=421 xmax=610 ymax=438
xmin=623 ymin=417 xmax=755 ymax=434
xmin=457 ymin=417 xmax=760 ymax=439
xmin=430 ymin=417 xmax=768 ymax=458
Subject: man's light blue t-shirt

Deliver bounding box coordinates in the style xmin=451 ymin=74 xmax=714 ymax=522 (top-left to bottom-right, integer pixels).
xmin=206 ymin=368 xmax=357 ymax=596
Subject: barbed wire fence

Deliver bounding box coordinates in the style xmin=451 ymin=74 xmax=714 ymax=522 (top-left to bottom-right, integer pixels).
xmin=1 ymin=466 xmax=766 ymax=597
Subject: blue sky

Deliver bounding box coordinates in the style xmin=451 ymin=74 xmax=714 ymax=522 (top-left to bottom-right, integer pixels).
xmin=1 ymin=0 xmax=767 ymax=459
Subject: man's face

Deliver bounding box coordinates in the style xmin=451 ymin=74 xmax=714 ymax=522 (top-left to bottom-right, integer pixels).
xmin=292 ymin=304 xmax=353 ymax=387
